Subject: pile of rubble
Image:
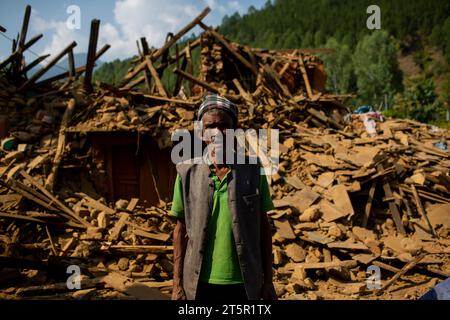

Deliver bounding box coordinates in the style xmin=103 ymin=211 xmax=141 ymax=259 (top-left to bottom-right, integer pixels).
xmin=0 ymin=5 xmax=449 ymax=300
xmin=268 ymin=116 xmax=449 ymax=299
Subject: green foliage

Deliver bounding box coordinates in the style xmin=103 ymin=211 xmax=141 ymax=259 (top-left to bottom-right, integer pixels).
xmin=93 ymin=58 xmax=134 ymax=85
xmin=352 ymin=30 xmax=403 ymax=107
xmin=220 ymin=0 xmax=450 ymax=49
xmin=92 ymin=0 xmax=450 ymax=128
xmin=390 ymin=76 xmax=443 ymax=123
xmin=319 ymin=38 xmax=355 ymax=94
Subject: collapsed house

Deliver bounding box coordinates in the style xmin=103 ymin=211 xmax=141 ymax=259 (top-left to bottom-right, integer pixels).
xmin=0 ymin=6 xmax=449 ymax=300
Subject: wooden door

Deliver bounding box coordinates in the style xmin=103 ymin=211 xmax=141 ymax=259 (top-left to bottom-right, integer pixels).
xmin=112 ymin=145 xmax=140 ymax=200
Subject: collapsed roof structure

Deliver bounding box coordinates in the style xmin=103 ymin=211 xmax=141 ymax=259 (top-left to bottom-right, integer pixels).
xmin=0 ymin=6 xmax=449 ymax=300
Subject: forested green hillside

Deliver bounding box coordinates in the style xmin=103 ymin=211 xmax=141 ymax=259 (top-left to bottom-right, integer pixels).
xmin=94 ymin=0 xmax=450 ymax=125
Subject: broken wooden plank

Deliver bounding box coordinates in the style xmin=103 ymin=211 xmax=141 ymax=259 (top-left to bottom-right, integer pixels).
xmin=376 ymin=253 xmax=426 ymax=294
xmin=298 ymin=53 xmax=313 ymax=99
xmin=36 ymin=44 xmax=110 ymax=86
xmin=84 ymin=19 xmax=100 ymax=92
xmin=173 ymin=67 xmax=219 ymax=94
xmin=19 ymin=170 xmax=90 ymax=228
xmin=298 ymin=260 xmax=357 ymax=270
xmin=411 ymin=184 xmax=437 ymax=237
xmin=103 ymin=272 xmax=169 ymax=300
xmin=139 ymin=37 xmax=152 ymax=92
xmin=16 ymin=277 xmax=104 ymax=297
xmin=199 ymin=21 xmax=258 ymax=75
xmin=327 ymin=240 xmax=369 ymax=251
xmin=319 ymin=199 xmax=349 ymax=223
xmin=77 ymin=193 xmax=115 ymax=215
xmin=362 ymin=180 xmax=377 ymax=228
xmin=108 ymin=212 xmax=130 ymax=242
xmin=378 ymin=165 xmax=406 ymax=235
xmin=45 ymin=98 xmax=77 ymax=191
xmin=330 ymin=184 xmax=354 ymax=218
xmin=103 ymin=245 xmax=173 ymax=254
xmin=121 ymin=7 xmax=211 ymax=86
xmin=145 ymin=56 xmax=167 ymax=97
xmin=22 ymin=54 xmax=50 ymax=75
xmin=19 ymin=41 xmax=77 ymax=91
xmin=301 ymin=231 xmax=333 ymax=245
xmin=130 ymin=227 xmax=170 ymax=243
xmin=126 ymin=198 xmax=139 ymax=211
xmin=67 ymin=48 xmax=76 ymax=77
xmin=273 ymin=220 xmax=296 ymax=240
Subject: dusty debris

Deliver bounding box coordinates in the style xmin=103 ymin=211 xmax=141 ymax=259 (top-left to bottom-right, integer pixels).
xmin=0 ymin=5 xmax=449 ymax=300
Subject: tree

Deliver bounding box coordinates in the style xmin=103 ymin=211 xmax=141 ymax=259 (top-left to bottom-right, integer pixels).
xmin=391 ymin=76 xmax=443 ymax=123
xmin=352 ymin=30 xmax=403 ymax=107
xmin=302 ymin=32 xmax=313 ymax=47
xmin=320 ymin=37 xmax=355 ymax=94
xmin=314 ymin=30 xmax=324 ymax=47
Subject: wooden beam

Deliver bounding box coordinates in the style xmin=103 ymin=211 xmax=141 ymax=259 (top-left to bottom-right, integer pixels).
xmin=0 ymin=34 xmax=43 ymax=71
xmin=36 ymin=44 xmax=110 ymax=86
xmin=152 ymin=7 xmax=210 ymax=62
xmin=173 ymin=67 xmax=219 ymax=93
xmin=377 ymin=164 xmax=406 ymax=235
xmin=108 ymin=212 xmax=130 ymax=242
xmin=20 ymin=170 xmax=90 ymax=228
xmin=122 ymin=74 xmax=146 ymax=90
xmin=298 ymin=260 xmax=357 ymax=270
xmin=121 ymin=7 xmax=210 ymax=86
xmin=67 ymin=48 xmax=75 ymax=77
xmin=199 ymin=21 xmax=258 ymax=75
xmin=22 ymin=54 xmax=50 ymax=74
xmin=362 ymin=180 xmax=377 ymax=227
xmin=0 ymin=178 xmax=73 ymax=222
xmin=0 ymin=52 xmax=19 ymax=70
xmin=22 ymin=33 xmax=43 ymax=51
xmin=128 ymin=91 xmax=198 ymax=106
xmin=376 ymin=253 xmax=426 ymax=294
xmin=262 ymin=63 xmax=292 ymax=97
xmin=164 ymin=37 xmax=201 ymax=71
xmin=185 ymin=41 xmax=194 ymax=94
xmin=298 ymin=53 xmax=313 ymax=99
xmin=18 ymin=41 xmax=77 ymax=91
xmin=44 ymin=98 xmax=77 ymax=192
xmin=0 ymin=212 xmax=85 ymax=229
xmin=84 ymin=19 xmax=100 ymax=92
xmin=18 ymin=5 xmax=32 ymax=52
xmin=140 ymin=37 xmax=152 ymax=92
xmin=102 ymin=245 xmax=173 ymax=254
xmin=145 ymin=57 xmax=168 ymax=97
xmin=411 ymin=184 xmax=437 ymax=237
xmin=173 ymin=48 xmax=187 ymax=96
xmin=232 ymin=78 xmax=254 ymax=104
xmin=12 ymin=5 xmax=32 ymax=74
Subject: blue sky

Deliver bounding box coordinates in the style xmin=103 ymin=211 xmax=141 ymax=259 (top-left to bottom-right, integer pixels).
xmin=0 ymin=0 xmax=266 ymax=62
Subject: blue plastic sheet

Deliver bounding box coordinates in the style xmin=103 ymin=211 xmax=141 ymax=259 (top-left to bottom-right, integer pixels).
xmin=419 ymin=278 xmax=450 ymax=300
xmin=353 ymin=105 xmax=373 ymax=114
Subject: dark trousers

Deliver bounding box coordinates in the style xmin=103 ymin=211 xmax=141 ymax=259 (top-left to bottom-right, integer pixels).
xmin=195 ymin=282 xmax=248 ymax=301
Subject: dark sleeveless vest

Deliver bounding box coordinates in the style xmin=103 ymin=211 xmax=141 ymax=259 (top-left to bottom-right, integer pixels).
xmin=176 ymin=158 xmax=263 ymax=300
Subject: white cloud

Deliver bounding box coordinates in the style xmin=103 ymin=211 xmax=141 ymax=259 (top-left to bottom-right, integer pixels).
xmin=99 ymin=0 xmax=205 ymax=60
xmin=29 ymin=0 xmax=245 ymax=62
xmin=228 ymin=1 xmax=243 ymax=12
xmin=31 ymin=9 xmax=88 ymax=58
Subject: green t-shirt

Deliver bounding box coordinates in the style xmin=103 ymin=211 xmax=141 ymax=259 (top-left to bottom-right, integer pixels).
xmin=170 ymin=170 xmax=274 ymax=284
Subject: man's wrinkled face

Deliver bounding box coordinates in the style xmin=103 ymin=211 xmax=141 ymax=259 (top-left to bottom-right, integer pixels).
xmin=201 ymin=111 xmax=234 ymax=163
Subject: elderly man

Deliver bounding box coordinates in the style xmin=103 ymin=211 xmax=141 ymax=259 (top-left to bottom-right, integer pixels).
xmin=170 ymin=93 xmax=277 ymax=301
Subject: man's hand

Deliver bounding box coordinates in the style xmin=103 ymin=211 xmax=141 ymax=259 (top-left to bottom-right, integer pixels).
xmin=172 ymin=283 xmax=187 ymax=300
xmin=172 ymin=220 xmax=188 ymax=300
xmin=260 ymin=281 xmax=277 ymax=300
